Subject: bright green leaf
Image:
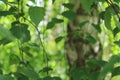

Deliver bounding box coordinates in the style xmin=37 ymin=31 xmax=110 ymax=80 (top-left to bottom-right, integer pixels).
xmin=29 ymin=6 xmax=45 ymax=26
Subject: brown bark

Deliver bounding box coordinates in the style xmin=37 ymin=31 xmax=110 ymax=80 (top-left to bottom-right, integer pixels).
xmin=65 ymin=0 xmax=102 ymax=80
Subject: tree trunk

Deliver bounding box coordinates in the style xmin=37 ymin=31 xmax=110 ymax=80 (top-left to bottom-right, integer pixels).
xmin=65 ymin=0 xmax=102 ymax=80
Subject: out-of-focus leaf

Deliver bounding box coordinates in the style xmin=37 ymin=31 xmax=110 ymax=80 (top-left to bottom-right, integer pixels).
xmin=17 ymin=67 xmax=39 ymax=79
xmin=14 ymin=72 xmax=29 ymax=80
xmin=10 ymin=23 xmax=31 ymax=42
xmin=42 ymin=76 xmax=53 ymax=80
xmin=62 ymin=10 xmax=76 ymax=20
xmin=9 ymin=54 xmax=20 ymax=65
xmin=62 ymin=3 xmax=74 ymax=9
xmin=0 ymin=25 xmax=15 ymax=41
xmin=0 ymin=75 xmax=14 ymax=80
xmin=40 ymin=67 xmax=53 ymax=73
xmin=112 ymin=66 xmax=120 ymax=77
xmin=55 ymin=36 xmax=63 ymax=43
xmin=52 ymin=0 xmax=56 ymax=4
xmin=30 ymin=0 xmax=35 ymax=3
xmin=52 ymin=77 xmax=61 ymax=80
xmin=1 ymin=0 xmax=7 ymax=3
xmin=29 ymin=6 xmax=45 ymax=26
xmin=85 ymin=34 xmax=96 ymax=44
xmin=114 ymin=40 xmax=120 ymax=47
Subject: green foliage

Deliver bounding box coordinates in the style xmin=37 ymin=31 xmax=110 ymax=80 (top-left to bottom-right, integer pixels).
xmin=0 ymin=0 xmax=120 ymax=80
xmin=62 ymin=10 xmax=76 ymax=20
xmin=80 ymin=0 xmax=95 ymax=13
xmin=29 ymin=6 xmax=45 ymax=26
xmin=10 ymin=22 xmax=31 ymax=42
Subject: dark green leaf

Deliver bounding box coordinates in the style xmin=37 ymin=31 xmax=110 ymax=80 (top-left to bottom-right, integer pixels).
xmin=14 ymin=72 xmax=29 ymax=80
xmin=52 ymin=18 xmax=63 ymax=23
xmin=92 ymin=23 xmax=101 ymax=33
xmin=52 ymin=0 xmax=56 ymax=4
xmin=55 ymin=36 xmax=63 ymax=43
xmin=0 ymin=38 xmax=12 ymax=45
xmin=40 ymin=67 xmax=53 ymax=73
xmin=62 ymin=10 xmax=76 ymax=20
xmin=62 ymin=3 xmax=74 ymax=9
xmin=98 ymin=55 xmax=120 ymax=80
xmin=52 ymin=77 xmax=61 ymax=80
xmin=85 ymin=34 xmax=96 ymax=44
xmin=10 ymin=23 xmax=31 ymax=42
xmin=9 ymin=54 xmax=20 ymax=65
xmin=43 ymin=76 xmax=53 ymax=80
xmin=29 ymin=6 xmax=45 ymax=26
xmin=46 ymin=22 xmax=55 ymax=29
xmin=79 ymin=21 xmax=89 ymax=29
xmin=0 ymin=75 xmax=14 ymax=80
xmin=17 ymin=67 xmax=39 ymax=79
xmin=112 ymin=66 xmax=120 ymax=77
xmin=113 ymin=27 xmax=120 ymax=36
xmin=104 ymin=7 xmax=113 ymax=30
xmin=114 ymin=40 xmax=120 ymax=47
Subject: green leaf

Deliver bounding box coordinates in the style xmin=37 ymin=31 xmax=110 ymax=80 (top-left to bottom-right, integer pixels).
xmin=0 ymin=75 xmax=14 ymax=80
xmin=2 ymin=0 xmax=7 ymax=3
xmin=46 ymin=18 xmax=63 ymax=29
xmin=52 ymin=77 xmax=61 ymax=80
xmin=43 ymin=76 xmax=53 ymax=80
xmin=10 ymin=23 xmax=31 ymax=42
xmin=52 ymin=0 xmax=56 ymax=4
xmin=62 ymin=3 xmax=74 ymax=9
xmin=62 ymin=10 xmax=76 ymax=20
xmin=0 ymin=25 xmax=15 ymax=41
xmin=92 ymin=23 xmax=101 ymax=33
xmin=114 ymin=40 xmax=120 ymax=47
xmin=55 ymin=36 xmax=63 ymax=43
xmin=80 ymin=0 xmax=95 ymax=13
xmin=9 ymin=54 xmax=20 ymax=65
xmin=104 ymin=7 xmax=113 ymax=30
xmin=14 ymin=72 xmax=29 ymax=80
xmin=30 ymin=0 xmax=35 ymax=3
xmin=85 ymin=34 xmax=96 ymax=44
xmin=40 ymin=67 xmax=53 ymax=73
xmin=98 ymin=55 xmax=120 ymax=80
xmin=113 ymin=27 xmax=120 ymax=37
xmin=79 ymin=21 xmax=89 ymax=29
xmin=17 ymin=67 xmax=39 ymax=79
xmin=112 ymin=66 xmax=120 ymax=77
xmin=29 ymin=6 xmax=45 ymax=26
xmin=52 ymin=18 xmax=63 ymax=23
xmin=46 ymin=22 xmax=55 ymax=29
